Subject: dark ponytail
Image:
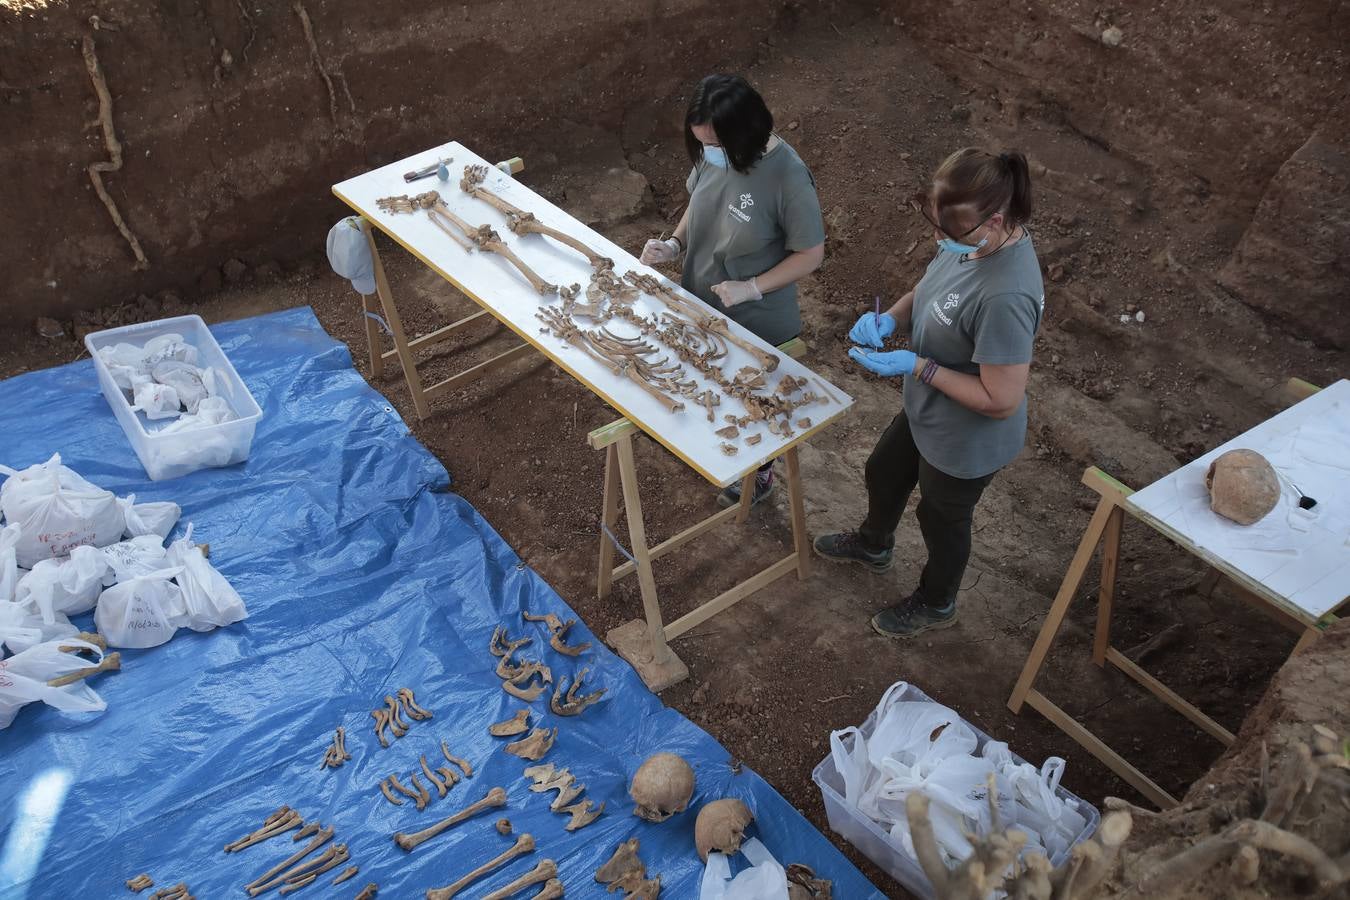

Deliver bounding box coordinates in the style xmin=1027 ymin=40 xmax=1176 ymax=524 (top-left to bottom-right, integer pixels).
xmin=933 ymin=147 xmax=1034 ymax=227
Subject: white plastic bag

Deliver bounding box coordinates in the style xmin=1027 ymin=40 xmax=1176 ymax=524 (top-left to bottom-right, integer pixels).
xmin=159 ymin=396 xmax=236 ymax=434
xmin=0 ymin=601 xmax=77 ymax=656
xmin=0 ymin=637 xmax=108 ymax=729
xmin=829 ymin=725 xmax=870 ymax=806
xmin=166 ymin=527 xmax=246 ymax=631
xmin=100 ymin=535 xmax=170 ymax=583
xmin=94 ymin=568 xmax=185 ymax=649
xmin=120 ymin=496 xmax=181 ymax=539
xmin=14 ymin=546 xmax=111 ymax=624
xmin=0 ymin=523 xmax=20 ymax=603
xmin=0 ymin=454 xmax=126 ymax=567
xmin=131 ymin=380 xmax=182 ymax=419
xmin=700 ymin=839 xmax=789 ymax=900
xmin=152 ymin=361 xmax=212 ymax=414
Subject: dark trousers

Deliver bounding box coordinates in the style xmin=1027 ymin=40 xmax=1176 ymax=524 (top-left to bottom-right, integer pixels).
xmin=858 ymin=412 xmax=996 ymax=607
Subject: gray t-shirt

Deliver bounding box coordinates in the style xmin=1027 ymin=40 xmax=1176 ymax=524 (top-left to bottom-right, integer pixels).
xmin=904 ymin=236 xmax=1044 ymax=479
xmin=682 ymin=139 xmax=825 ymax=345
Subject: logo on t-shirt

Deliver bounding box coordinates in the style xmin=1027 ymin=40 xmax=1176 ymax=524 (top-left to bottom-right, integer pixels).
xmin=727 ymin=193 xmax=754 ymax=223
xmin=739 ymin=193 xmax=755 ymax=210
xmin=932 ymin=292 xmax=960 ymax=326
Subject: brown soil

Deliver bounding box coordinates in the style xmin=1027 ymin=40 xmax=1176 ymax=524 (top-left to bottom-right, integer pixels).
xmin=4 ymin=2 xmax=1347 ymax=897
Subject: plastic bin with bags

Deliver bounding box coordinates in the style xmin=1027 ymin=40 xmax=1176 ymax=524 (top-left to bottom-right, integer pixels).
xmin=812 ymin=680 xmax=1100 ymax=899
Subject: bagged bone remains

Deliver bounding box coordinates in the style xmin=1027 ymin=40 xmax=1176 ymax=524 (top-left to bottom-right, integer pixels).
xmin=1205 ymin=448 xmax=1280 ymax=525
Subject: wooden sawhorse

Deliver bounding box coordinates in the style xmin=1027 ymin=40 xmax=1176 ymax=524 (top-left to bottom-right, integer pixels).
xmin=356 ymin=157 xmax=535 ymax=420
xmin=590 ymin=338 xmax=812 ymax=691
xmin=1007 ymin=457 xmax=1338 ymax=809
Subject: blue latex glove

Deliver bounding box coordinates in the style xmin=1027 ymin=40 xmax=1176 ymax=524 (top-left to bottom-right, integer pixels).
xmin=848 ymin=311 xmax=897 ymax=348
xmin=849 ymin=346 xmax=918 ymax=377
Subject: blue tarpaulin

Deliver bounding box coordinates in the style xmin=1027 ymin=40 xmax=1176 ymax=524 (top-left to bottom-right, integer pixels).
xmin=0 ymin=308 xmax=883 ymax=898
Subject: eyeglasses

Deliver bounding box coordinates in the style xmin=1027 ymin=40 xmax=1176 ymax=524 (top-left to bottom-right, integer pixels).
xmin=909 ymin=190 xmax=991 ymax=242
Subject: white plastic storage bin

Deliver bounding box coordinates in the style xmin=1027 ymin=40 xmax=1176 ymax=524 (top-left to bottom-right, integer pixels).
xmin=811 ymin=682 xmax=1100 ymax=899
xmin=84 ymin=315 xmax=262 ymax=481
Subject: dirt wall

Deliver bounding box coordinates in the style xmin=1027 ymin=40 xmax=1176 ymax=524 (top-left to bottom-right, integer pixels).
xmin=0 ymin=0 xmax=785 ymax=325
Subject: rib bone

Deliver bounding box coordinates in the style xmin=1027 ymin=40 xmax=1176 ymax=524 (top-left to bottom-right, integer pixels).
xmin=436 ymin=765 xmax=461 ymax=788
xmin=398 ymin=687 xmax=433 ymax=721
xmin=379 ymin=778 xmax=403 ymax=806
xmin=425 ymin=833 xmax=536 ymax=900
xmin=387 ymin=774 xmax=423 ymax=809
xmin=384 ymin=695 xmax=409 ymax=736
xmin=393 ymin=786 xmax=508 ymax=852
xmin=371 ymin=709 xmax=390 ymax=748
xmin=480 ymin=859 xmax=559 ymax=900
xmin=505 ymin=727 xmax=557 ymax=761
xmin=421 ymin=755 xmax=448 ymax=798
xmin=440 ymin=741 xmax=473 ymax=777
xmin=488 ymin=709 xmax=531 ymax=737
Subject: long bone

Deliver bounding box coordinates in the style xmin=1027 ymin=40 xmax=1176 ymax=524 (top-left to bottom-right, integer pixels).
xmin=625 ymin=270 xmax=780 ymax=372
xmin=421 ymin=755 xmax=448 ymax=798
xmin=46 ymin=651 xmax=120 ymax=687
xmin=530 ymin=880 xmax=564 ymax=899
xmin=226 ymin=809 xmax=303 ymax=852
xmin=462 ymin=164 xmax=613 ymax=270
xmin=331 ymin=866 xmax=359 ymax=885
xmin=249 ymin=842 xmax=345 ymax=896
xmin=354 ymin=885 xmax=377 ymax=900
xmin=394 ymin=786 xmax=508 ymax=852
xmin=378 ymin=190 xmax=557 ymax=294
xmin=244 ymin=825 xmax=335 ymax=894
xmin=277 ymin=844 xmax=350 ymax=894
xmin=480 ymin=859 xmax=559 ymax=900
xmin=425 ymin=833 xmax=536 ymax=900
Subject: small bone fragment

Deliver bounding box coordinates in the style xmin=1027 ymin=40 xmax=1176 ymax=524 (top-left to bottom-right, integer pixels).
xmin=488 ymin=626 xmax=532 ymax=658
xmin=150 ymin=884 xmax=187 ymax=900
xmin=436 ymin=765 xmax=461 ymax=787
xmin=226 ymin=809 xmax=302 ymax=851
xmin=47 ymin=651 xmax=121 ymax=687
xmin=321 ymin=726 xmax=351 ymax=769
xmin=724 ymin=414 xmax=739 ymax=424
xmin=488 ymin=708 xmax=531 ymax=737
xmin=354 ymin=885 xmax=377 ymax=900
xmin=505 ymin=727 xmax=557 ymax=761
xmin=715 ymin=425 xmax=739 ymax=439
xmin=371 ymin=709 xmax=390 ymax=748
xmin=379 ymin=778 xmax=404 ymax=806
xmin=245 ymin=825 xmax=335 ymax=894
xmin=596 ymin=838 xmax=644 ymax=885
xmin=796 ymin=418 xmax=812 ymax=430
xmin=551 ymin=669 xmax=606 ymax=716
xmin=496 ymin=818 xmax=512 ymax=835
xmin=407 ymin=773 xmax=432 ymax=811
xmin=292 ymin=821 xmax=322 ymax=842
xmin=720 ymin=443 xmax=738 ymax=455
xmin=425 ymin=833 xmax=536 ymax=900
xmin=398 ymin=687 xmax=433 ymax=720
xmin=561 ymin=798 xmax=605 ymax=830
xmin=549 ymin=629 xmax=591 ymax=656
xmin=126 ymin=873 xmax=154 ymax=892
xmin=745 ymin=434 xmax=763 ymax=446
xmin=440 ymin=741 xmax=473 ymax=777
xmin=549 ymin=782 xmax=585 ymax=811
xmin=384 ymin=695 xmax=409 ymax=736
xmin=263 ymin=806 xmax=291 ymax=826
xmin=394 ymin=786 xmax=509 ymax=851
xmin=332 ymin=866 xmax=359 ymax=885
xmin=626 ymin=877 xmax=661 ymax=899
xmin=481 ymin=860 xmax=559 ymax=900
xmin=387 ymin=774 xmax=422 ymax=808
xmin=421 ymin=755 xmax=448 ymax=798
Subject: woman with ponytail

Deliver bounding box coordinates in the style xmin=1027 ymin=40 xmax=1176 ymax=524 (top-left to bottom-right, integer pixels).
xmin=814 ymin=148 xmax=1044 ymax=638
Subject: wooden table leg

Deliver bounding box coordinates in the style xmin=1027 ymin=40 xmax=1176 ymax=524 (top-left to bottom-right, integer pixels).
xmin=615 ymin=433 xmax=668 ymax=658
xmin=783 ymin=446 xmax=811 ymax=580
xmin=597 ymin=443 xmax=622 ymax=600
xmin=734 ymin=469 xmax=757 ymax=524
xmin=1092 ymin=506 xmax=1124 ymax=667
xmin=362 ymin=218 xmax=431 ymax=420
xmin=1008 ymin=494 xmax=1118 ymax=712
xmin=361 ymin=288 xmax=385 ymax=380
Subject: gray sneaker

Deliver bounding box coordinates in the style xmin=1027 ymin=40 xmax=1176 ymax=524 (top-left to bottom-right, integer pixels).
xmin=870 ymin=594 xmax=957 ymax=638
xmin=718 ymin=471 xmax=775 ymax=509
xmin=812 ymin=531 xmax=893 ymax=572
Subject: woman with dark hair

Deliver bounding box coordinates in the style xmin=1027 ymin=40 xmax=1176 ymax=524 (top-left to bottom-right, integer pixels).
xmin=640 ymin=73 xmax=825 ymax=508
xmin=814 ymin=147 xmax=1044 ymax=638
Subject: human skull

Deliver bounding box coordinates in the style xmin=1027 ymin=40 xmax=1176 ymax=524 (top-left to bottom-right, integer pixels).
xmin=1205 ymin=448 xmax=1279 ymax=525
xmin=628 ymin=753 xmax=695 ymax=822
xmin=694 ymin=798 xmax=754 ymax=861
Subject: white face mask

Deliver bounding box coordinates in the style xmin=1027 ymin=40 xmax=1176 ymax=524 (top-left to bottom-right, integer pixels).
xmin=703 ymin=145 xmax=729 ymax=169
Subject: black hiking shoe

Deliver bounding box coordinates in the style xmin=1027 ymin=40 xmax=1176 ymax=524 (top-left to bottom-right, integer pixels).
xmin=870 ymin=594 xmax=957 ymax=638
xmin=812 ymin=531 xmax=894 ymax=572
xmin=717 ymin=470 xmax=775 ymax=509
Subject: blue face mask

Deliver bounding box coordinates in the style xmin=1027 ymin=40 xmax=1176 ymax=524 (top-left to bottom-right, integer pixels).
xmin=703 ymin=145 xmax=729 ymax=169
xmin=936 ymin=235 xmax=987 ymax=255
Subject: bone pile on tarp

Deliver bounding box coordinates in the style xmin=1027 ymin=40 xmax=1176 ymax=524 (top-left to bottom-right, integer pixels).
xmin=0 ymin=453 xmax=247 ymax=729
